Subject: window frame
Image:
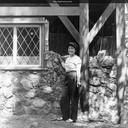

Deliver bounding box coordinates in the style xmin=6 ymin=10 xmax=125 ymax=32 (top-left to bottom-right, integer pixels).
xmin=0 ymin=17 xmax=49 ymax=70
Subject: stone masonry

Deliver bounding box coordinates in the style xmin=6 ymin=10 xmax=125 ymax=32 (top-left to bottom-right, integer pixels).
xmin=89 ymin=50 xmax=118 ymax=124
xmin=0 ymin=51 xmax=65 ymax=117
xmin=0 ymin=50 xmax=124 ymax=124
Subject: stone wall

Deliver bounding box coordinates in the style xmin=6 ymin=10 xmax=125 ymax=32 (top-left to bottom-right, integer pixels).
xmin=0 ymin=51 xmax=65 ymax=117
xmin=0 ymin=50 xmax=124 ymax=124
xmin=88 ymin=50 xmax=118 ymax=124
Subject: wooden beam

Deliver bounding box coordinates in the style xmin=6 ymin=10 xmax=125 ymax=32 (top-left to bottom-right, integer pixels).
xmin=59 ymin=16 xmax=79 ymax=43
xmin=88 ymin=1 xmax=115 ymax=44
xmin=47 ymin=0 xmax=79 ymax=43
xmin=0 ymin=6 xmax=79 ymax=16
xmin=0 ymin=17 xmax=48 ymax=23
xmin=116 ymin=2 xmax=126 ymax=125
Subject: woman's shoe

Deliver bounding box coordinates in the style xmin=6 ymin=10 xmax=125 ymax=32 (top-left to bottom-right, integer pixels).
xmin=65 ymin=118 xmax=76 ymax=123
xmin=56 ymin=117 xmax=63 ymax=121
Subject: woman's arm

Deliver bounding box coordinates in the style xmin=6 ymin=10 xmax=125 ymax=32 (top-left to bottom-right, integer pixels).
xmin=57 ymin=55 xmax=65 ymax=69
xmin=76 ymin=63 xmax=81 ymax=86
xmin=61 ymin=61 xmax=65 ymax=69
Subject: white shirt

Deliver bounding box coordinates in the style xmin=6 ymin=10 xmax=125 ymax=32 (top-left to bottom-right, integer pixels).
xmin=65 ymin=55 xmax=81 ymax=72
xmin=64 ymin=55 xmax=82 ymax=82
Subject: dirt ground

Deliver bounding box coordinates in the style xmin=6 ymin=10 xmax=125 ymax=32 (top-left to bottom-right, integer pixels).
xmin=0 ymin=114 xmax=127 ymax=128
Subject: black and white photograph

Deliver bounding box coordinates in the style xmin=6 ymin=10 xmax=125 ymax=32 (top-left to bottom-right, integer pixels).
xmin=0 ymin=0 xmax=127 ymax=128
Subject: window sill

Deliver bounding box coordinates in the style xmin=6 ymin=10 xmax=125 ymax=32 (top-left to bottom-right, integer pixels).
xmin=0 ymin=67 xmax=49 ymax=71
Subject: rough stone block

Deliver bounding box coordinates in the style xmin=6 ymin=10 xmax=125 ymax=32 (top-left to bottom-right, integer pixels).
xmin=28 ymin=74 xmax=40 ymax=87
xmin=3 ymin=77 xmax=12 ymax=87
xmin=13 ymin=102 xmax=26 ymax=115
xmin=43 ymin=86 xmax=53 ymax=94
xmin=25 ymin=89 xmax=36 ymax=99
xmin=5 ymin=96 xmax=16 ymax=109
xmin=24 ymin=106 xmax=38 ymax=115
xmin=20 ymin=77 xmax=33 ymax=90
xmin=20 ymin=97 xmax=33 ymax=106
xmin=2 ymin=86 xmax=13 ymax=99
xmin=33 ymin=98 xmax=46 ymax=108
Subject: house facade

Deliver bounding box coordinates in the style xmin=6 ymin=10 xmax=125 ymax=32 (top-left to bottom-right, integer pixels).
xmin=0 ymin=0 xmax=127 ymax=125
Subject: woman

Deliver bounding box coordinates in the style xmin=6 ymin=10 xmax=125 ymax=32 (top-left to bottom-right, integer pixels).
xmin=58 ymin=42 xmax=82 ymax=123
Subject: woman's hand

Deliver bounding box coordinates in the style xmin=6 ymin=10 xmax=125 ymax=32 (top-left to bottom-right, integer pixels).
xmin=77 ymin=80 xmax=81 ymax=87
xmin=57 ymin=54 xmax=63 ymax=63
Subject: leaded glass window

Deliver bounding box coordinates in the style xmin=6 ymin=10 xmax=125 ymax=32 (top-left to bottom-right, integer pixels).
xmin=17 ymin=26 xmax=40 ymax=65
xmin=0 ymin=25 xmax=43 ymax=68
xmin=0 ymin=27 xmax=13 ymax=65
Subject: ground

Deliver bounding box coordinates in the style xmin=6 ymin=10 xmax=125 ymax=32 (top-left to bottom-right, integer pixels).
xmin=0 ymin=114 xmax=127 ymax=128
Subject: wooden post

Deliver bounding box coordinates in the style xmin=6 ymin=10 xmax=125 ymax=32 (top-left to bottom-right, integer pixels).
xmin=44 ymin=19 xmax=49 ymax=52
xmin=116 ymin=2 xmax=126 ymax=124
xmin=79 ymin=2 xmax=89 ymax=114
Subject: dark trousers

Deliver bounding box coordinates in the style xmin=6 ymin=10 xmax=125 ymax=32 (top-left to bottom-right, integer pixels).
xmin=60 ymin=71 xmax=79 ymax=121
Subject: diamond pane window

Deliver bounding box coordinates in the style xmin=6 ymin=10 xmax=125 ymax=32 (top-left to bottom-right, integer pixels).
xmin=17 ymin=27 xmax=40 ymax=65
xmin=0 ymin=18 xmax=49 ymax=69
xmin=0 ymin=27 xmax=13 ymax=65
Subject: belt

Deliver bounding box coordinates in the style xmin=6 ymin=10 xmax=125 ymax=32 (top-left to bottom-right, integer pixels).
xmin=66 ymin=70 xmax=76 ymax=73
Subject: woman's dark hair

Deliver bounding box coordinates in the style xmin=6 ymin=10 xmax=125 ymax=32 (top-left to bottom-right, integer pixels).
xmin=68 ymin=42 xmax=79 ymax=55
